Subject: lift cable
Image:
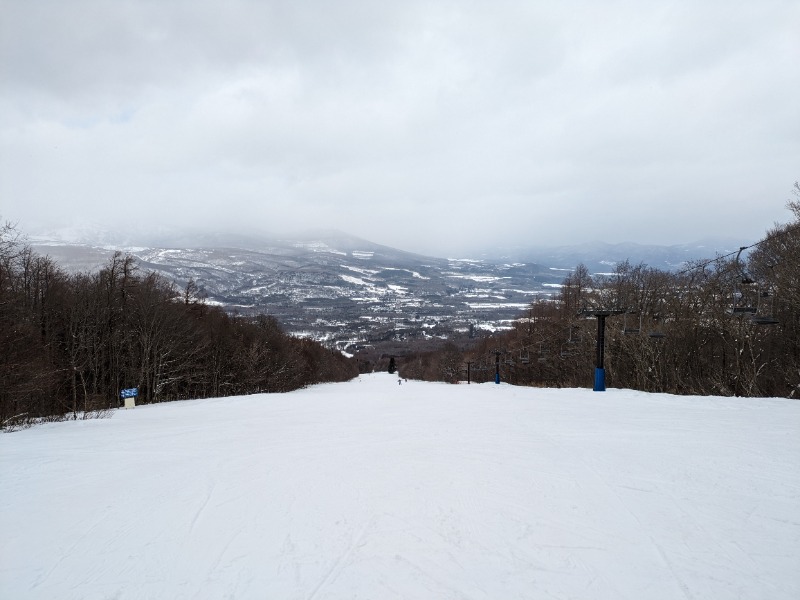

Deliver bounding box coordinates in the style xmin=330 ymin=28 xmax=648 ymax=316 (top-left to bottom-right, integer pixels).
xmin=674 ymin=221 xmax=800 ymax=278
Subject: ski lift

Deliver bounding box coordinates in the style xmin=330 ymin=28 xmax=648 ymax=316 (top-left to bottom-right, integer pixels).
xmin=520 ymin=350 xmax=530 ymax=365
xmin=622 ymin=311 xmax=641 ymax=335
xmin=537 ymin=339 xmax=559 ymax=364
xmin=751 ymin=315 xmax=779 ymax=326
xmin=567 ymin=325 xmax=582 ymax=344
xmin=648 ymin=314 xmax=667 ymax=339
xmin=750 ymin=287 xmax=779 ymax=326
xmin=732 ymin=290 xmax=757 ymax=314
xmin=731 ymin=247 xmax=758 ymax=315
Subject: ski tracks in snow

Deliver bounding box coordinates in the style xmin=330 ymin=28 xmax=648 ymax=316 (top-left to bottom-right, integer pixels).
xmin=536 ymin=429 xmax=698 ymax=600
xmin=188 ymin=479 xmax=218 ymax=535
xmin=305 ymin=516 xmax=375 ymax=600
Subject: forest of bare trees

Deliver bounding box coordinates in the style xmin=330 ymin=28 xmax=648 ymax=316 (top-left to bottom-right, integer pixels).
xmin=0 ymin=226 xmax=357 ymax=430
xmin=400 ymin=192 xmax=800 ymax=399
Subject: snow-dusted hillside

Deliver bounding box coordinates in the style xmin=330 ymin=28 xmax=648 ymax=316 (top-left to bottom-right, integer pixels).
xmin=28 ymin=231 xmax=746 ymax=351
xmin=2 ymin=375 xmax=798 ymax=599
xmin=30 ymin=233 xmax=561 ymax=349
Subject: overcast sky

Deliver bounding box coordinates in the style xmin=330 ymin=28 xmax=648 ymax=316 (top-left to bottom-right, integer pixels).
xmin=1 ymin=0 xmax=798 ymax=256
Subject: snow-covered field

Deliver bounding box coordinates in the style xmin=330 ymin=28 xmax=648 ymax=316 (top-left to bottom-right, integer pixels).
xmin=2 ymin=374 xmax=798 ymax=599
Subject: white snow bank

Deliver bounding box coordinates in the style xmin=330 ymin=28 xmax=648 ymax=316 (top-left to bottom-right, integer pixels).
xmin=1 ymin=374 xmax=798 ymax=599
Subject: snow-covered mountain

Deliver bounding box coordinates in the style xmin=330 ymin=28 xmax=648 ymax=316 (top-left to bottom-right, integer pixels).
xmin=30 ymin=232 xmax=561 ymax=349
xmin=29 ymin=231 xmax=736 ymax=350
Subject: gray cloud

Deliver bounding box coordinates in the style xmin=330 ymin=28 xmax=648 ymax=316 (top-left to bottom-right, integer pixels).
xmin=2 ymin=0 xmax=798 ymax=256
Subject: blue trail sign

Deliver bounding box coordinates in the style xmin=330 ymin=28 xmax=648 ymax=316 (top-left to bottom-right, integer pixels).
xmin=120 ymin=388 xmax=138 ymax=399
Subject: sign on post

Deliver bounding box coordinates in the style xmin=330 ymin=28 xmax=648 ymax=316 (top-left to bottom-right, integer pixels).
xmin=120 ymin=387 xmax=138 ymax=408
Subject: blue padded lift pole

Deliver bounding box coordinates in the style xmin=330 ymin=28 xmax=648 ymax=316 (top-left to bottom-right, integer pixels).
xmin=594 ymin=314 xmax=607 ymax=391
xmin=581 ymin=309 xmax=623 ymax=391
xmin=594 ymin=367 xmax=606 ymax=392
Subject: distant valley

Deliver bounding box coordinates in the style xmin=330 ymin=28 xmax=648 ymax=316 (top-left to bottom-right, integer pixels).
xmin=30 ymin=231 xmax=742 ymax=353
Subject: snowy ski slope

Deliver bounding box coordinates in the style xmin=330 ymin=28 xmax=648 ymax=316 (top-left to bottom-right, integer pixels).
xmin=1 ymin=373 xmax=798 ymax=599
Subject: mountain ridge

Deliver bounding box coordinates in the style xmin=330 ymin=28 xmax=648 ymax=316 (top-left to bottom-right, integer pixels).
xmin=28 ymin=230 xmax=742 ymax=352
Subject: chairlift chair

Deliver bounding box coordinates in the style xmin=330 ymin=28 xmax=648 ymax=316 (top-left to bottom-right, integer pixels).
xmin=560 ymin=344 xmax=575 ymax=358
xmin=750 ymin=286 xmax=780 ymax=326
xmin=567 ymin=325 xmax=582 ymax=344
xmin=648 ymin=314 xmax=667 ymax=339
xmin=731 ymin=287 xmax=757 ymax=314
xmin=622 ymin=311 xmax=641 ymax=335
xmin=751 ymin=315 xmax=779 ymax=326
xmin=731 ymin=246 xmax=758 ymax=314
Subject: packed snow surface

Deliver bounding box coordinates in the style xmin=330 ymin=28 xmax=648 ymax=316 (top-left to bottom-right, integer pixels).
xmin=2 ymin=374 xmax=799 ymax=599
